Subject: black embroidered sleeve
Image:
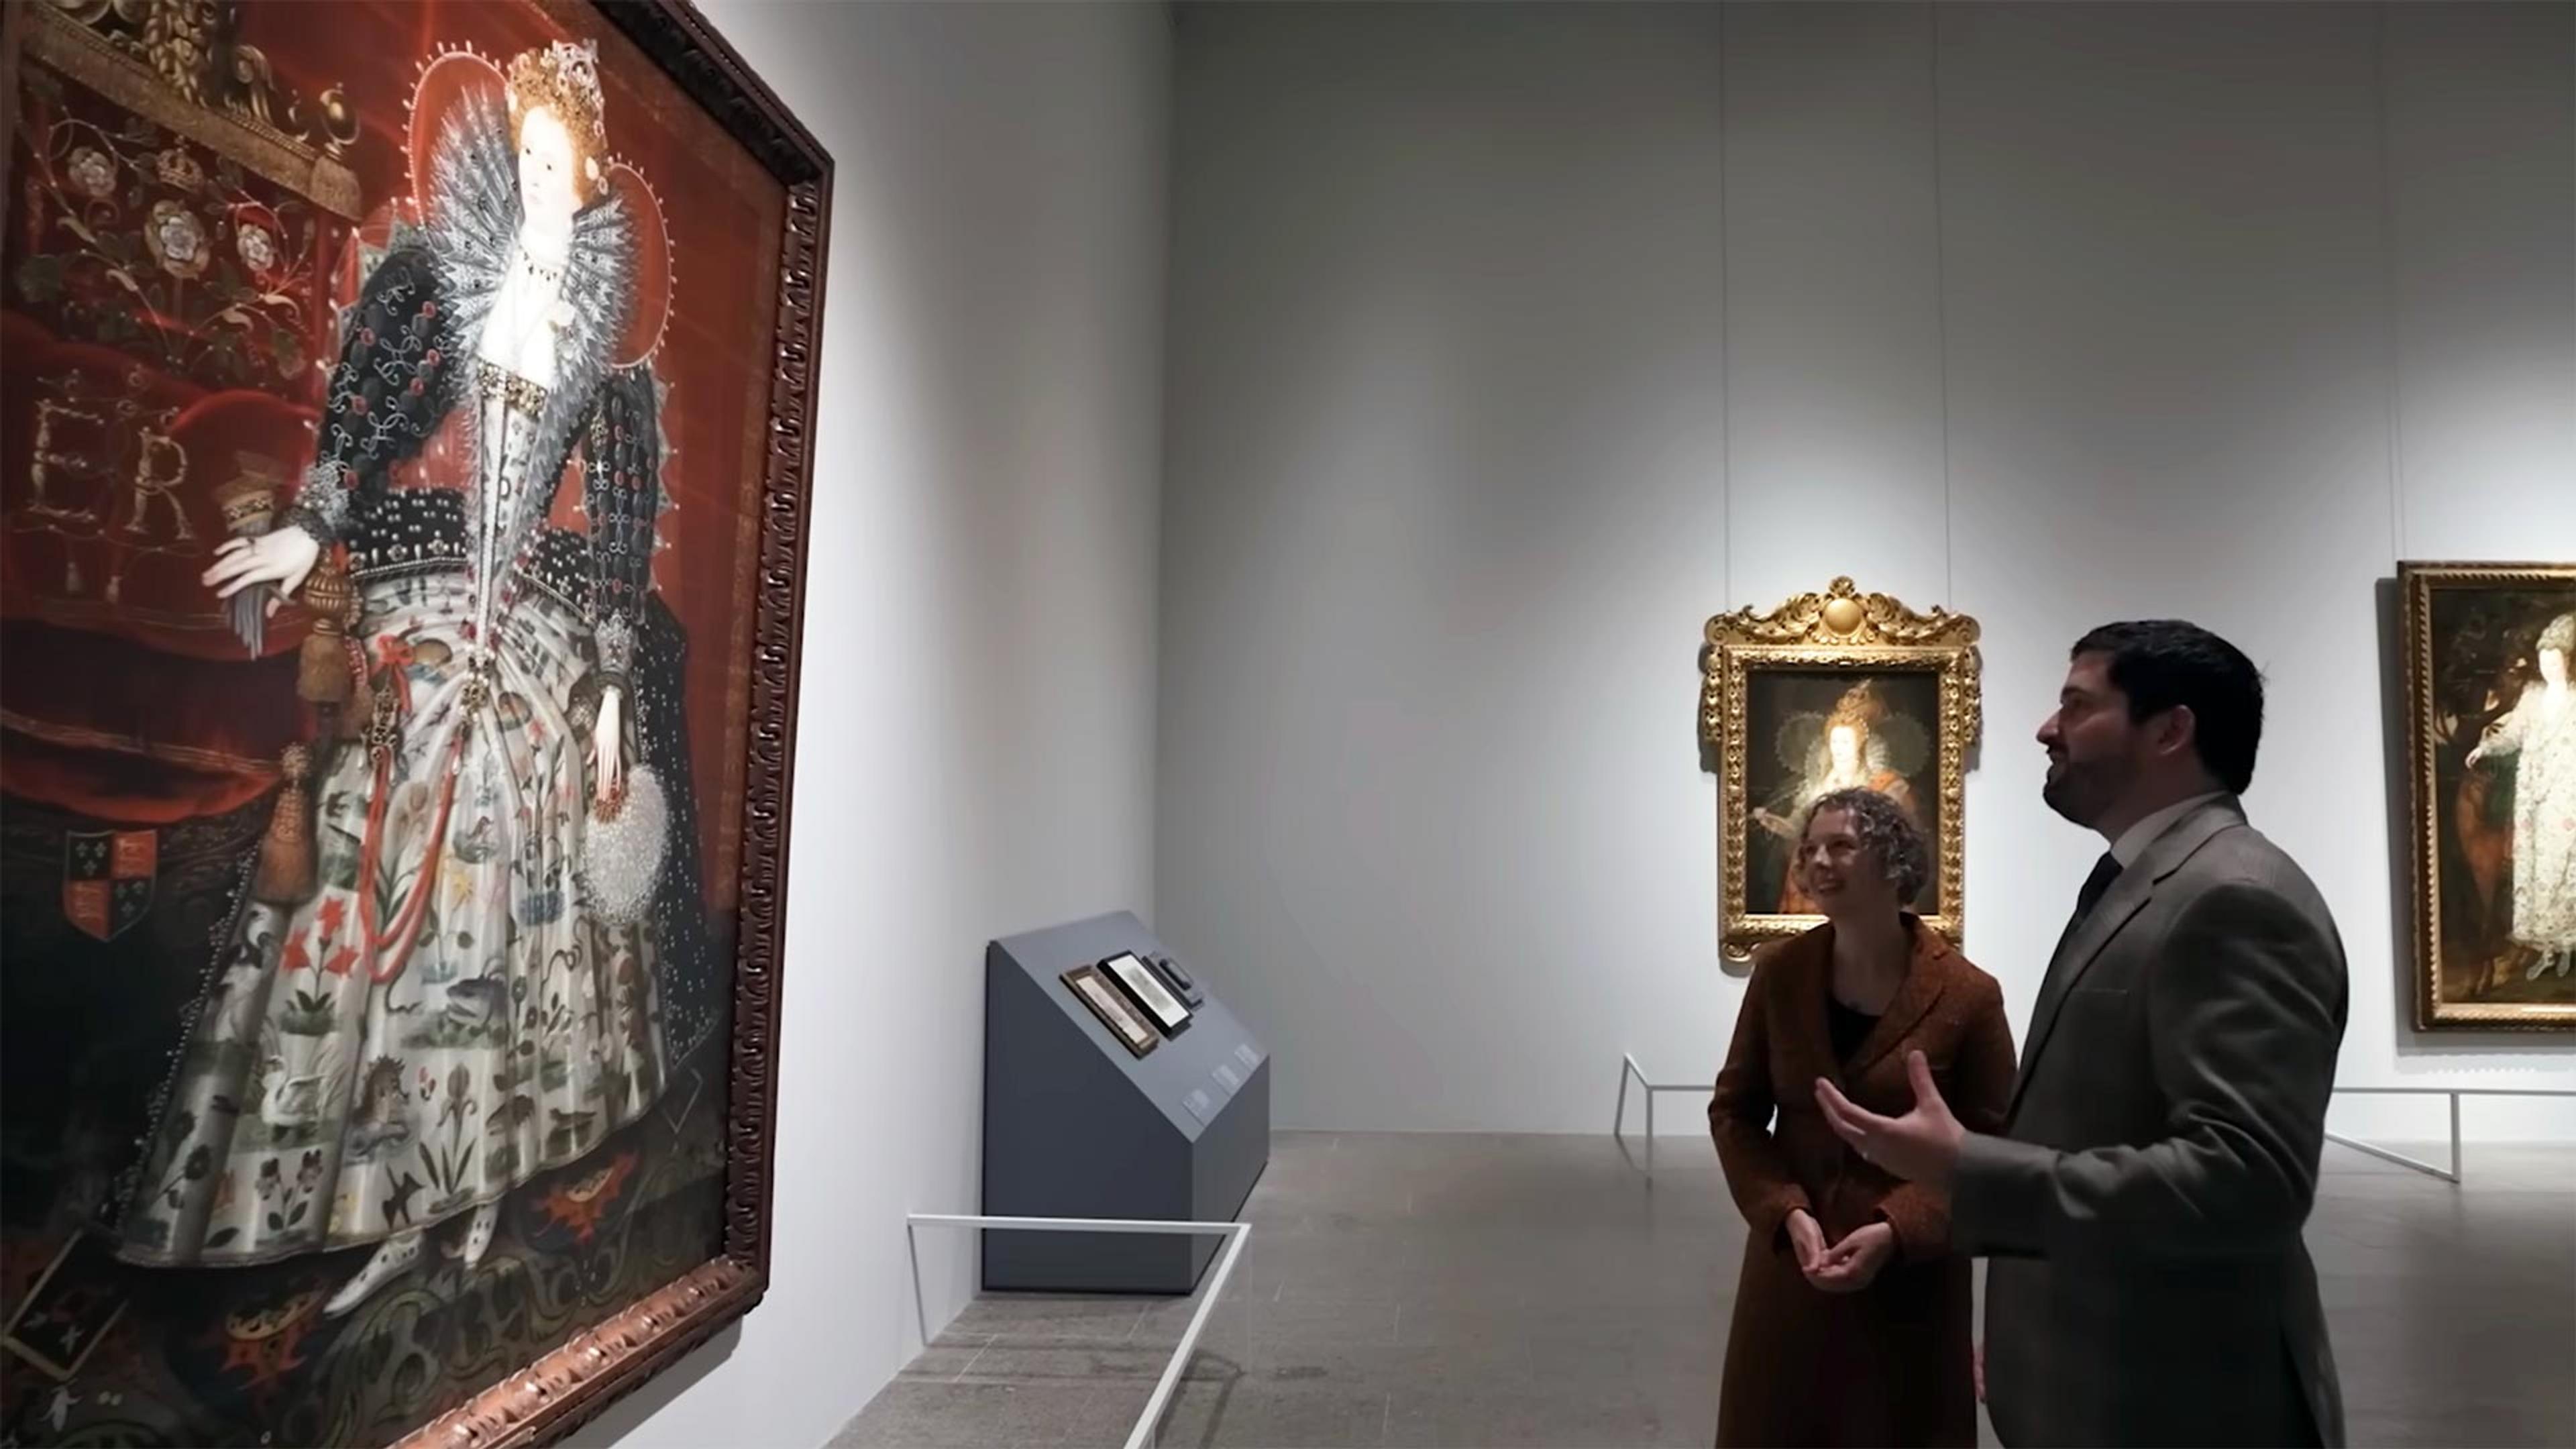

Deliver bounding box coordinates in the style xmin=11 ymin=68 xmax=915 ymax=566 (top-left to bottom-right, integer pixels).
xmin=282 ymin=247 xmax=453 ymax=547
xmin=582 ymin=365 xmax=661 ymax=690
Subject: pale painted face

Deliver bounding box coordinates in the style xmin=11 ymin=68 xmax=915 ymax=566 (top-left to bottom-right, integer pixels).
xmin=515 ymin=106 xmax=580 ymax=224
xmin=1827 ymin=724 xmax=1862 ymax=775
xmin=2543 ymin=646 xmax=2570 ymax=689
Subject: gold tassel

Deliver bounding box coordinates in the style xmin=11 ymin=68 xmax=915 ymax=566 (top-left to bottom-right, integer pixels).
xmin=297 ymin=566 xmax=355 ymax=704
xmin=252 ymin=743 xmax=317 ymax=905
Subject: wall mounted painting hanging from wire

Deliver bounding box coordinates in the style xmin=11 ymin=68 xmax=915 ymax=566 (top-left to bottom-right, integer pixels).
xmin=0 ymin=1 xmax=831 ymax=1442
xmin=1699 ymin=578 xmax=1982 ymax=962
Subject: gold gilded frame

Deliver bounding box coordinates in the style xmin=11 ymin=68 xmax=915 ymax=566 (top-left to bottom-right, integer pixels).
xmin=2401 ymin=561 xmax=2576 ymax=1032
xmin=1699 ymin=578 xmax=1981 ymax=959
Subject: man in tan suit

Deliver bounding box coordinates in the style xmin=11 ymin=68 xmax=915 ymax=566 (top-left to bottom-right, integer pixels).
xmin=1817 ymin=620 xmax=2347 ymax=1447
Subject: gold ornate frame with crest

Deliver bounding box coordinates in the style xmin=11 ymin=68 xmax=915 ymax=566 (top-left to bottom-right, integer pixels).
xmin=1699 ymin=578 xmax=1982 ymax=959
xmin=2400 ymin=561 xmax=2576 ymax=1032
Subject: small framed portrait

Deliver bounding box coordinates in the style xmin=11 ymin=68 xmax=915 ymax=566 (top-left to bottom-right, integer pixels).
xmin=1700 ymin=578 xmax=1982 ymax=959
xmin=1063 ymin=964 xmax=1161 ymax=1058
xmin=1103 ymin=952 xmax=1192 ymax=1035
xmin=2400 ymin=562 xmax=2576 ymax=1030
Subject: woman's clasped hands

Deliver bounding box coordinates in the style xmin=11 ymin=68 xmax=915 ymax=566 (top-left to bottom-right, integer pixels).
xmin=1782 ymin=1208 xmax=1896 ymax=1294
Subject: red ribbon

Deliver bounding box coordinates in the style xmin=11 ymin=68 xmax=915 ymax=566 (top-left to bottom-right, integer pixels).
xmin=356 ymin=726 xmax=464 ymax=986
xmin=373 ymin=635 xmax=418 ymax=713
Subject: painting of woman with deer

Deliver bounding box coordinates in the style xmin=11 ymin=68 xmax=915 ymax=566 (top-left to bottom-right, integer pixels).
xmin=2407 ymin=566 xmax=2576 ymax=1029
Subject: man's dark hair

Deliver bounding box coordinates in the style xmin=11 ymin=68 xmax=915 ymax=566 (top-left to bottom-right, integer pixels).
xmin=2072 ymin=621 xmax=2265 ymax=794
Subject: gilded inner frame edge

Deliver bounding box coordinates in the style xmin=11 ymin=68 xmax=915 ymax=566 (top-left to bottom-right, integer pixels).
xmin=2402 ymin=561 xmax=2576 ymax=1032
xmin=1713 ymin=646 xmax=1974 ymax=957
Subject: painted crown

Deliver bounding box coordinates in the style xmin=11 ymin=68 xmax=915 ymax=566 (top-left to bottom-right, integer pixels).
xmin=508 ymin=38 xmax=606 ymax=160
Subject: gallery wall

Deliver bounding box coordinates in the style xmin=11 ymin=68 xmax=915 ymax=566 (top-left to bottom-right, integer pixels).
xmin=1157 ymin=2 xmax=2576 ymax=1142
xmin=582 ymin=3 xmax=1171 ymax=1444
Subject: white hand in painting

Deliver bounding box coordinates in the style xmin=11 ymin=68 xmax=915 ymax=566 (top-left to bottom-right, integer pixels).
xmin=202 ymin=527 xmax=320 ymax=615
xmin=592 ymin=686 xmax=625 ymax=808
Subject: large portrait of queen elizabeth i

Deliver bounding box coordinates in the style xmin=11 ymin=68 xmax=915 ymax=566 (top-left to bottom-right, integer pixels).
xmin=0 ymin=2 xmax=828 ymax=1443
xmin=1701 ymin=579 xmax=1982 ymax=960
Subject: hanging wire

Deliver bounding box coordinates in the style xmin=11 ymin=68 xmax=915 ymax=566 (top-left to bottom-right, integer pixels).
xmin=1717 ymin=2 xmax=1735 ymax=613
xmin=2373 ymin=1 xmax=2410 ymax=563
xmin=1930 ymin=0 xmax=1957 ymax=607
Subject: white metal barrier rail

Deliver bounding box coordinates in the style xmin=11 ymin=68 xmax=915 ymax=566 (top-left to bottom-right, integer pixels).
xmin=904 ymin=1213 xmax=1250 ymax=1449
xmin=2320 ymin=1086 xmax=2576 ymax=1184
xmin=1613 ymin=1054 xmax=2575 ymax=1185
xmin=1612 ymin=1053 xmax=1709 ymax=1175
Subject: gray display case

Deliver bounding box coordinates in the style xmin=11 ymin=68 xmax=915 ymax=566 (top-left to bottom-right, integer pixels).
xmin=981 ymin=911 xmax=1271 ymax=1293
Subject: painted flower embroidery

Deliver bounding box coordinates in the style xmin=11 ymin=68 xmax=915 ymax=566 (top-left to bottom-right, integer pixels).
xmin=146 ymin=201 xmax=210 ymax=278
xmin=236 ymin=222 xmax=280 ymax=276
xmin=315 ymin=900 xmax=358 ymax=976
xmin=66 ymin=148 xmax=116 ymax=201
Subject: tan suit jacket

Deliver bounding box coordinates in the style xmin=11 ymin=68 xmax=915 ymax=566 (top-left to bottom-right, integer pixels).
xmin=1955 ymin=798 xmax=2348 ymax=1448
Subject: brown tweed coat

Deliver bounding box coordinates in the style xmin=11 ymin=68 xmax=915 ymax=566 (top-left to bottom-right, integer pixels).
xmin=1709 ymin=918 xmax=2016 ymax=1448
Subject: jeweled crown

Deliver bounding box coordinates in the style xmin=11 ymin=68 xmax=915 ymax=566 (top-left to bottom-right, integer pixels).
xmin=506 ymin=38 xmax=606 ymax=164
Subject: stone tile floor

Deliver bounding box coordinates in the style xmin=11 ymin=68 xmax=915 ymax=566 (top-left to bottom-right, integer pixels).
xmin=833 ymin=1132 xmax=2575 ymax=1448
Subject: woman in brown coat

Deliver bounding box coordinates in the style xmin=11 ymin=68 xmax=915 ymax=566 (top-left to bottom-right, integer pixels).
xmin=1709 ymin=787 xmax=2017 ymax=1447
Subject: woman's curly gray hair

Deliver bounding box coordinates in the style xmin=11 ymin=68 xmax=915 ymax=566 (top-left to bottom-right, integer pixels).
xmin=1801 ymin=786 xmax=1931 ymax=908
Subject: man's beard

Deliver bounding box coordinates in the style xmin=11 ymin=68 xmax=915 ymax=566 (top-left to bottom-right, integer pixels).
xmin=2041 ymin=769 xmax=2084 ymax=823
xmin=2042 ymin=755 xmax=2120 ymax=827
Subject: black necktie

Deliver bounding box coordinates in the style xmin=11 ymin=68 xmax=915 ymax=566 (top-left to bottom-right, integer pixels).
xmin=2047 ymin=852 xmax=2124 ymax=967
xmin=2017 ymin=852 xmax=2131 ymax=1114
xmin=2074 ymin=852 xmax=2123 ymax=923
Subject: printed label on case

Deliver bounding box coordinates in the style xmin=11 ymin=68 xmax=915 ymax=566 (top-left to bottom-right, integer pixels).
xmin=1184 ymin=1089 xmax=1216 ymax=1122
xmin=1233 ymin=1043 xmax=1263 ymax=1073
xmin=1212 ymin=1062 xmax=1243 ymax=1093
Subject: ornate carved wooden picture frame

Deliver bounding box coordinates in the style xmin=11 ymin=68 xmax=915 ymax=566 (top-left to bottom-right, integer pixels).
xmin=2400 ymin=562 xmax=2576 ymax=1032
xmin=1699 ymin=579 xmax=1981 ymax=959
xmin=1 ymin=1 xmax=826 ymax=1443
